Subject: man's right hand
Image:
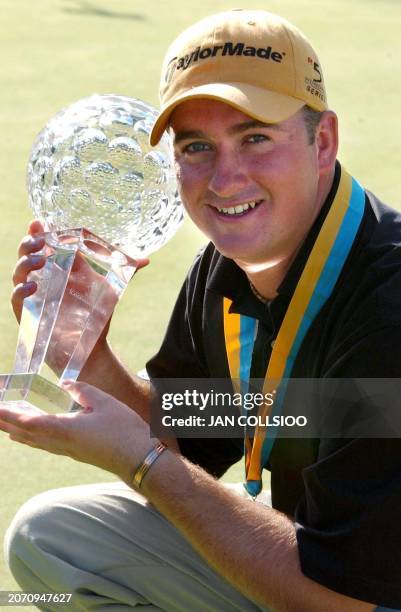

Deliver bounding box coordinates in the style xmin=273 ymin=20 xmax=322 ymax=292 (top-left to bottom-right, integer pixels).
xmin=11 ymin=220 xmax=46 ymax=323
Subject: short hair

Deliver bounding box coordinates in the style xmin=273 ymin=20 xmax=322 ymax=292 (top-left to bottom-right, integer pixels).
xmin=302 ymin=105 xmax=324 ymax=144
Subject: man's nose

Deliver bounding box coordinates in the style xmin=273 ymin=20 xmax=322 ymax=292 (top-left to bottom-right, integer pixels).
xmin=208 ymin=151 xmax=249 ymax=198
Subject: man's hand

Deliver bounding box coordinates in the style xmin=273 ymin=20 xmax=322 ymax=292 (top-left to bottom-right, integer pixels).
xmin=12 ymin=220 xmax=150 ymax=321
xmin=12 ymin=220 xmax=46 ymax=323
xmin=0 ymin=381 xmax=155 ymax=484
xmin=11 ymin=220 xmax=149 ymax=376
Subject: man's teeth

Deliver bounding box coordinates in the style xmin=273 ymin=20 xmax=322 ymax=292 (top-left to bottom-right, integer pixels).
xmin=217 ymin=201 xmax=258 ymax=215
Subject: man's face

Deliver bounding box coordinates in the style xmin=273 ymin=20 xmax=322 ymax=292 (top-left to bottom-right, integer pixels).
xmin=170 ymin=99 xmax=335 ymax=269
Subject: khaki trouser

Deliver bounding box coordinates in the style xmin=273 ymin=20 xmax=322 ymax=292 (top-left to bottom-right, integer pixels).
xmin=4 ymin=482 xmax=270 ymax=611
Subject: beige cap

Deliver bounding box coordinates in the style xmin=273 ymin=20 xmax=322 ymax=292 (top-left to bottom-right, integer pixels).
xmin=150 ymin=9 xmax=328 ymax=145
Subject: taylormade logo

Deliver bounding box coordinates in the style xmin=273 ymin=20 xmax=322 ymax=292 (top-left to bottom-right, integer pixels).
xmin=166 ymin=41 xmax=285 ymax=82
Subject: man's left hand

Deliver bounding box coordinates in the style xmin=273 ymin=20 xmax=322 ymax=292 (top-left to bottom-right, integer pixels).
xmin=0 ymin=382 xmax=154 ymax=484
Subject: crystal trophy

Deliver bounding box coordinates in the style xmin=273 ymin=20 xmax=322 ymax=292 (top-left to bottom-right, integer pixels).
xmin=0 ymin=94 xmax=183 ymax=413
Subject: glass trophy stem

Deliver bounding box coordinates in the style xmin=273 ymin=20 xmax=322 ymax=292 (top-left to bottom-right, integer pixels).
xmin=1 ymin=227 xmax=137 ymax=412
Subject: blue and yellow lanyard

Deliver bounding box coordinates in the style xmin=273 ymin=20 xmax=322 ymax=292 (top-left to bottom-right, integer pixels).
xmin=223 ymin=167 xmax=366 ymax=496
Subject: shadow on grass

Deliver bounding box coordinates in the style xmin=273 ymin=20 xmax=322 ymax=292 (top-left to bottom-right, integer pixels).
xmin=63 ymin=0 xmax=146 ymax=21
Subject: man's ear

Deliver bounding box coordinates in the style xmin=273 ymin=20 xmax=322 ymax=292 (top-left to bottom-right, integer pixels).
xmin=316 ymin=111 xmax=338 ymax=176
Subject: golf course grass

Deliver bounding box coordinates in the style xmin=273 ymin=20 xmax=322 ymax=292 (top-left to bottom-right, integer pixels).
xmin=1 ymin=0 xmax=400 ymax=595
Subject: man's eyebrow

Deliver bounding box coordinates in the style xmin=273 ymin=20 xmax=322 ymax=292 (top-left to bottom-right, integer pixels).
xmin=173 ymin=121 xmax=282 ymax=144
xmin=173 ymin=130 xmax=206 ymax=145
xmin=229 ymin=119 xmax=282 ymax=134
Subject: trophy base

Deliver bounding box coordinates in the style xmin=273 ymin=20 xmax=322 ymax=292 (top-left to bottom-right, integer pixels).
xmin=0 ymin=373 xmax=82 ymax=414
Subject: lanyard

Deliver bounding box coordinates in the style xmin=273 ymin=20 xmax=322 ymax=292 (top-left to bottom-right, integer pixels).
xmin=223 ymin=167 xmax=366 ymax=496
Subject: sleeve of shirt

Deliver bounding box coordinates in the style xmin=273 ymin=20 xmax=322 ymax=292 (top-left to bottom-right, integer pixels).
xmin=295 ymin=325 xmax=401 ymax=608
xmin=146 ymin=252 xmax=244 ymax=478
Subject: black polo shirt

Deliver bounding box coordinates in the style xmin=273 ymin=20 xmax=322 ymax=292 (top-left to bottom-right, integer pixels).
xmin=146 ymin=163 xmax=401 ymax=607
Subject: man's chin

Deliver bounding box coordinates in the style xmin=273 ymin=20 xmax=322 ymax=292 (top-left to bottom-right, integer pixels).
xmin=215 ymin=245 xmax=274 ymax=270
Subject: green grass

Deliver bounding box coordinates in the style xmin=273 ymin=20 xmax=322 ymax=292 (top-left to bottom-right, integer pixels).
xmin=1 ymin=0 xmax=400 ymax=592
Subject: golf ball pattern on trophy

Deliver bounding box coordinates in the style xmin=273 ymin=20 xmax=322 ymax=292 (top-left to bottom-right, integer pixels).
xmin=26 ymin=95 xmax=183 ymax=257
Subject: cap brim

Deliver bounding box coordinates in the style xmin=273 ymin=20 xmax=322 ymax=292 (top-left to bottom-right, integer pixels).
xmin=150 ymin=82 xmax=306 ymax=146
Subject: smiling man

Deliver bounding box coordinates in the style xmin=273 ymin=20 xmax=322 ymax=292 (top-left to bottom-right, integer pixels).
xmin=168 ymin=100 xmax=332 ymax=296
xmin=3 ymin=9 xmax=401 ymax=612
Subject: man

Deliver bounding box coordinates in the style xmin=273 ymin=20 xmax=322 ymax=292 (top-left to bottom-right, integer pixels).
xmin=2 ymin=9 xmax=401 ymax=611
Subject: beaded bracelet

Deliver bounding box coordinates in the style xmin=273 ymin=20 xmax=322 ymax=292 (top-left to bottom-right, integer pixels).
xmin=132 ymin=441 xmax=167 ymax=488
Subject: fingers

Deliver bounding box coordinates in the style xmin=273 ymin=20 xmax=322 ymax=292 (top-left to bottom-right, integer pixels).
xmin=17 ymin=233 xmax=45 ymax=259
xmin=11 ymin=282 xmax=36 ymax=322
xmin=0 ymin=413 xmax=65 ymax=453
xmin=0 ymin=405 xmax=68 ymax=441
xmin=11 ymin=251 xmax=46 ymax=321
xmin=1 ymin=422 xmax=39 ymax=447
xmin=135 ymin=258 xmax=150 ymax=272
xmin=27 ymin=219 xmax=45 ymax=237
xmin=61 ymin=380 xmax=99 ymax=410
xmin=12 ymin=227 xmax=47 ymax=321
xmin=12 ymin=252 xmax=46 ymax=286
xmin=0 ymin=409 xmax=40 ymax=442
xmin=18 ymin=218 xmax=46 ymax=263
xmin=62 ymin=380 xmax=120 ymax=414
xmin=11 ymin=222 xmax=46 ymax=322
xmin=0 ymin=405 xmax=45 ymax=427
